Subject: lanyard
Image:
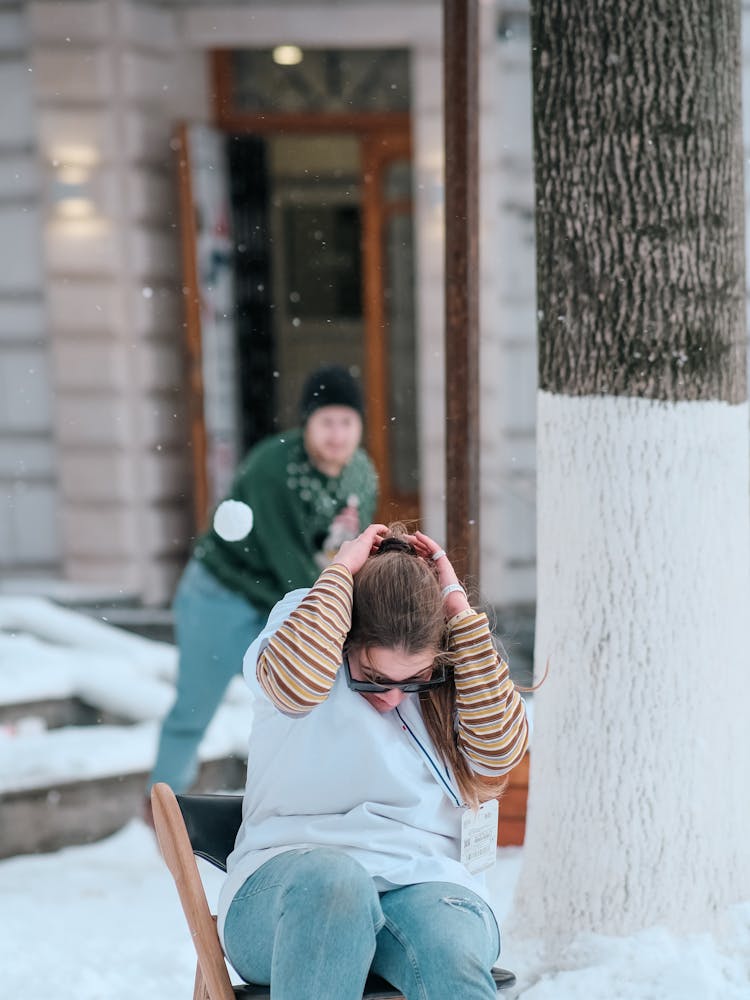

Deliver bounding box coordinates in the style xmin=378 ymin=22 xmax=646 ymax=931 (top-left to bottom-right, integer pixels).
xmin=394 ymin=706 xmax=463 ymax=808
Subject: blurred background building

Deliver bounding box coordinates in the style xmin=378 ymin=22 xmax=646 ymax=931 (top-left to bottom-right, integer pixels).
xmin=4 ymin=0 xmax=746 ymax=624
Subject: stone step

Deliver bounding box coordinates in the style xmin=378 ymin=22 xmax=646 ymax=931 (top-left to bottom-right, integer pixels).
xmin=0 ymin=577 xmax=141 ymax=609
xmin=0 ymin=688 xmax=251 ymax=859
xmin=0 ymin=576 xmax=174 ymax=643
xmin=0 ymin=756 xmax=246 ymax=860
xmin=77 ymin=605 xmax=175 ymax=645
xmin=0 ymin=696 xmax=130 ymax=731
xmin=0 ymin=589 xmax=248 ymax=859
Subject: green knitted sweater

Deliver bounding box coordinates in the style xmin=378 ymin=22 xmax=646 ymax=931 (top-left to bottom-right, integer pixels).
xmin=194 ymin=429 xmax=378 ymax=615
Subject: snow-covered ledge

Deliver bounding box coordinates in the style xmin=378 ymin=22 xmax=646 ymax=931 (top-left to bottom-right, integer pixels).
xmin=0 ymin=598 xmax=252 ymax=793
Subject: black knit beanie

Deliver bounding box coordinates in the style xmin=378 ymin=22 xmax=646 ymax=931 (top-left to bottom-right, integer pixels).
xmin=299 ymin=365 xmax=364 ymax=423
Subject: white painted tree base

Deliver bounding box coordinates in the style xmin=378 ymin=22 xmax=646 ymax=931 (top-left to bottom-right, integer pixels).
xmin=512 ymin=391 xmax=750 ymax=940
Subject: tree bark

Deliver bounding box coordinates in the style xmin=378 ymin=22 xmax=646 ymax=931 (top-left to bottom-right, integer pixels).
xmin=513 ymin=0 xmax=750 ymax=941
xmin=533 ymin=0 xmax=746 ymax=402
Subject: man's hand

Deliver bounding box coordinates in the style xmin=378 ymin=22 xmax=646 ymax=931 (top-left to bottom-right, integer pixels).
xmin=330 ymin=504 xmax=360 ymax=538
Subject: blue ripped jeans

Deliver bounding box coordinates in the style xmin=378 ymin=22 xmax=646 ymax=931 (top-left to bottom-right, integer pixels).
xmin=223 ymin=848 xmax=500 ymax=1000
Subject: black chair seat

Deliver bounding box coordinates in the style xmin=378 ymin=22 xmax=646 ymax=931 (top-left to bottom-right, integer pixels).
xmin=232 ymin=968 xmax=515 ymax=998
xmin=231 ymin=972 xmax=407 ymax=998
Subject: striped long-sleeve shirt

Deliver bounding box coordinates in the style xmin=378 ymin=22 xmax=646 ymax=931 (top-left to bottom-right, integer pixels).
xmin=256 ymin=563 xmax=354 ymax=713
xmin=448 ymin=609 xmax=528 ymax=775
xmin=256 ymin=562 xmax=529 ymax=776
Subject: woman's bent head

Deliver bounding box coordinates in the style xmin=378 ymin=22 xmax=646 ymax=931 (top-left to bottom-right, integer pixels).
xmin=348 ymin=531 xmax=445 ymax=654
xmin=345 ymin=528 xmax=447 ymax=712
xmin=344 ymin=525 xmax=505 ymax=805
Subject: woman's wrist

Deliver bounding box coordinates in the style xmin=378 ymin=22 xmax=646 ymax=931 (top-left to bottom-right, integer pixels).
xmin=404 ymin=530 xmax=470 ymax=612
xmin=326 ymin=560 xmax=354 ymax=580
xmin=442 ymin=584 xmax=471 ymax=617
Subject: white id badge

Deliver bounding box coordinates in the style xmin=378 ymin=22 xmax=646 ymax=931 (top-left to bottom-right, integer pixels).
xmin=460 ymin=799 xmax=498 ymax=874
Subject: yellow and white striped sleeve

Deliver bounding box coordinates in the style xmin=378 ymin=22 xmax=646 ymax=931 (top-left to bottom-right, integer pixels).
xmin=256 ymin=563 xmax=353 ymax=715
xmin=448 ymin=609 xmax=529 ymax=775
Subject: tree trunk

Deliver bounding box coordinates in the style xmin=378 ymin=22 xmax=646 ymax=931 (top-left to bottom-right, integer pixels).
xmin=513 ymin=0 xmax=750 ymax=939
xmin=534 ymin=0 xmax=746 ymax=403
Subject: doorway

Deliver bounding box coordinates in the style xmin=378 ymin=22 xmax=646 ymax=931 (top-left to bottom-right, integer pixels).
xmin=178 ymin=47 xmax=420 ymax=529
xmin=230 ymin=133 xmax=365 ymax=437
xmin=226 ymin=126 xmax=418 ymax=524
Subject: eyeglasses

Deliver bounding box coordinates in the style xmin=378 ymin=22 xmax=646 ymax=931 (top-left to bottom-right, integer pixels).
xmin=343 ymin=655 xmax=447 ymax=693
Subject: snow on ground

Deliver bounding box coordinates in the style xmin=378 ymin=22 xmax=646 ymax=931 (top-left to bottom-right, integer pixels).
xmin=1 ymin=824 xmax=748 ymax=1000
xmin=1 ymin=597 xmax=749 ymax=998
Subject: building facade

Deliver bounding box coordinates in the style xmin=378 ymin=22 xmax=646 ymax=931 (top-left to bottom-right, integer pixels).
xmin=14 ymin=0 xmax=743 ymax=611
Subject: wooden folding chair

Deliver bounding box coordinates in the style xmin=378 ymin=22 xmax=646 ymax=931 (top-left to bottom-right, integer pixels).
xmin=150 ymin=782 xmax=516 ymax=999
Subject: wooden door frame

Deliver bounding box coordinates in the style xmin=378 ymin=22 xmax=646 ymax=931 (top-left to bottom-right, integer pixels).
xmin=212 ymin=50 xmax=410 ymax=135
xmin=360 ymin=130 xmax=414 ymax=521
xmin=174 ymin=122 xmax=211 ymax=533
xmin=202 ymin=51 xmax=416 ymax=521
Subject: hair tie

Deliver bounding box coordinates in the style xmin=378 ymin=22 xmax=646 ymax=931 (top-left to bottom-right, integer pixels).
xmin=375 ymin=537 xmax=417 ymax=557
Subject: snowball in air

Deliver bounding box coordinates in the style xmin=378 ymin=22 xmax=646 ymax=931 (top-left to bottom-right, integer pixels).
xmin=213 ymin=500 xmax=254 ymax=541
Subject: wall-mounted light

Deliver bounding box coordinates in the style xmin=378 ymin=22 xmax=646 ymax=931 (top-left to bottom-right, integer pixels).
xmin=48 ymin=146 xmax=99 ymax=220
xmin=51 ymin=164 xmax=95 ymax=218
xmin=272 ymin=45 xmax=304 ymax=66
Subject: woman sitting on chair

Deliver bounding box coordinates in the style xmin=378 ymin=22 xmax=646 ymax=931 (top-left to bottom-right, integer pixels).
xmin=217 ymin=522 xmax=530 ymax=1000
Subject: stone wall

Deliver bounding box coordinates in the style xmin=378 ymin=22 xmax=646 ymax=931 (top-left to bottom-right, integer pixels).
xmin=0 ymin=0 xmax=60 ymax=574
xmin=26 ymin=0 xmax=202 ymax=603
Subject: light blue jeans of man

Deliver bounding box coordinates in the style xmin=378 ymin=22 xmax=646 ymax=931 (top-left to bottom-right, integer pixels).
xmin=147 ymin=558 xmax=266 ymax=792
xmin=223 ymin=848 xmax=501 ymax=1000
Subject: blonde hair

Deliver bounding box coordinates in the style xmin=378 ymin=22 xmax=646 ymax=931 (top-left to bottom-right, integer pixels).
xmin=347 ymin=525 xmax=507 ymax=806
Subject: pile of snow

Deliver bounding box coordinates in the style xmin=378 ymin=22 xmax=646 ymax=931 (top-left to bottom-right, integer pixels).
xmin=503 ymin=905 xmax=750 ymax=998
xmin=0 ymin=595 xmax=178 ymax=711
xmin=0 ymin=597 xmax=253 ymax=793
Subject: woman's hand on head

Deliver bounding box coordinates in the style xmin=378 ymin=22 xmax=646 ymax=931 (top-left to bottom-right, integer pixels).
xmin=405 ymin=531 xmax=457 ymax=583
xmin=405 ymin=531 xmax=470 ymax=615
xmin=332 ymin=523 xmax=389 ymax=576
